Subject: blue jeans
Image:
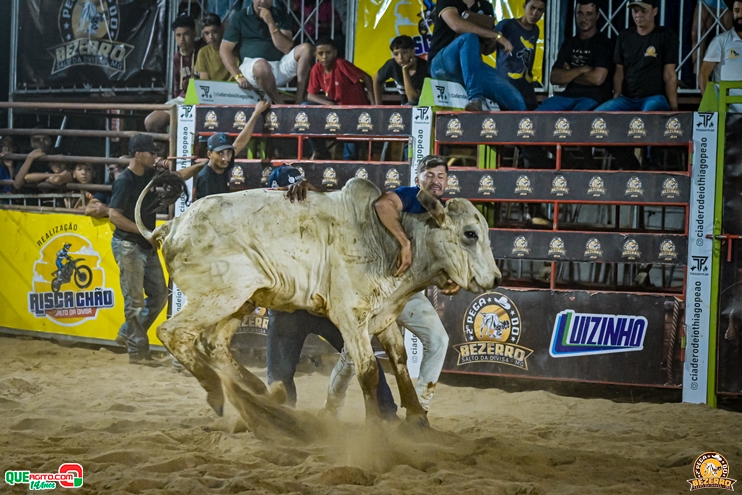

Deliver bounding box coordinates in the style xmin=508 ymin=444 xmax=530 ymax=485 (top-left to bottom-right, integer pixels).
xmin=594 ymin=95 xmax=670 ymax=112
xmin=430 ymin=33 xmax=527 ymax=111
xmin=537 ymin=95 xmax=600 ymax=111
xmin=266 ymin=309 xmax=397 ymax=417
xmin=111 ymin=237 xmax=168 ymax=357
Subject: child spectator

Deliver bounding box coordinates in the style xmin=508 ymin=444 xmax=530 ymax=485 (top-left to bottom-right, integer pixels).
xmin=373 ymin=35 xmax=430 ymax=105
xmin=0 ymin=136 xmax=17 ymax=194
xmin=306 ymin=36 xmax=375 ymax=160
xmin=13 ymin=149 xmax=72 ymax=191
xmin=195 ymin=13 xmax=235 ymax=81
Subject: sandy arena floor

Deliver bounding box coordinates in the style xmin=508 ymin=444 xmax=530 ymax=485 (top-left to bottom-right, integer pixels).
xmin=0 ymin=335 xmax=740 ymax=495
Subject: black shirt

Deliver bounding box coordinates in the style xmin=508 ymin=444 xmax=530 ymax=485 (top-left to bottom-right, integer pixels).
xmin=428 ymin=0 xmax=494 ymax=62
xmin=194 ymin=162 xmax=230 ymax=200
xmin=109 ymin=167 xmax=157 ymax=249
xmin=377 ymin=57 xmax=430 ymax=104
xmin=555 ymin=31 xmax=614 ymax=104
xmin=614 ymin=26 xmax=679 ymax=99
xmin=223 ymin=4 xmax=292 ymax=62
xmin=93 ymin=178 xmax=115 ymax=205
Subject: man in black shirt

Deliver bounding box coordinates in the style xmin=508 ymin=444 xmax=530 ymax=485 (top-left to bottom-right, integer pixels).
xmin=595 ymin=0 xmax=679 ymax=112
xmin=427 ymin=0 xmax=526 ymax=111
xmin=373 ymin=35 xmax=430 ymax=105
xmin=194 ymin=100 xmax=270 ymax=200
xmin=538 ymin=0 xmax=614 ymax=111
xmin=109 ymin=134 xmax=204 ymax=366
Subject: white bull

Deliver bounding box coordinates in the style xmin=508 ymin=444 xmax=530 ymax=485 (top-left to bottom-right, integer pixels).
xmin=135 ymin=177 xmax=500 ymax=432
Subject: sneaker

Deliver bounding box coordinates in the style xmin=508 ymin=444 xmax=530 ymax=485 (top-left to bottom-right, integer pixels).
xmin=129 ymin=354 xmax=164 ymax=368
xmin=529 ymin=216 xmax=552 ymax=227
xmin=465 ymin=98 xmax=489 ymax=112
xmin=115 ymin=335 xmax=127 ymax=348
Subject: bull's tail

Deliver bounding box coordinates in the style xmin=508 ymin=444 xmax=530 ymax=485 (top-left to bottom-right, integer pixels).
xmin=134 ymin=170 xmax=189 ymax=249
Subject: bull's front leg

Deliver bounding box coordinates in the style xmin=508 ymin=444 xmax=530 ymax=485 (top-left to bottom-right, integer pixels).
xmin=333 ymin=324 xmax=382 ymax=421
xmin=376 ymin=322 xmax=430 ymax=428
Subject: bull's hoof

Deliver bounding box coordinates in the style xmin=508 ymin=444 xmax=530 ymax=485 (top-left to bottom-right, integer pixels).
xmin=207 ymin=391 xmax=225 ymax=417
xmin=405 ymin=412 xmax=430 ymax=428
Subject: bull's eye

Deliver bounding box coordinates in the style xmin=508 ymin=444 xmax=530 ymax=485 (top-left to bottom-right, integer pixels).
xmin=464 ymin=231 xmax=478 ymax=241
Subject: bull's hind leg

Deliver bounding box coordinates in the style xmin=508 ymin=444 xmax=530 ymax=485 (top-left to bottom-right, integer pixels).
xmin=377 ymin=323 xmax=429 ymax=427
xmin=331 ymin=321 xmax=381 ymax=421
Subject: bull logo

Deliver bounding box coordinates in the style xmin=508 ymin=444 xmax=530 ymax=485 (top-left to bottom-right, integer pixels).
xmin=628 ymin=117 xmax=647 ymax=138
xmin=625 ymin=176 xmax=644 ymax=198
xmin=260 ymin=166 xmax=272 ymax=185
xmin=659 ymin=239 xmax=678 ymax=260
xmin=50 ymin=0 xmax=132 ymax=74
xmin=478 ymin=175 xmax=495 ymax=195
xmin=388 ymin=112 xmax=405 ymax=132
xmin=514 ymin=175 xmax=533 ymax=195
xmin=553 ymin=118 xmax=572 ymax=138
xmin=204 ymin=111 xmax=219 ymax=130
xmin=325 ymin=112 xmax=341 ymax=132
xmin=322 ymin=167 xmax=337 ymax=188
xmin=622 ymin=239 xmax=641 ymax=260
xmin=384 ymin=168 xmax=401 ymax=189
xmin=687 ymin=452 xmax=736 ymax=491
xmin=445 ymin=174 xmax=461 ymax=194
xmin=357 ymin=112 xmax=374 ymax=132
xmin=664 ymin=117 xmax=683 ymax=138
xmin=233 ymin=111 xmax=247 ymax=130
xmin=355 ymin=167 xmax=369 ymax=180
xmin=644 ymin=46 xmax=657 ymax=57
xmin=293 ymin=111 xmax=310 ymax=131
xmin=517 ymin=118 xmax=535 ymax=138
xmin=584 ymin=238 xmax=603 ymax=259
xmin=550 ymin=175 xmax=569 ymax=196
xmin=264 ymin=111 xmax=280 ymax=131
xmin=229 ymin=165 xmax=245 ymax=188
xmin=588 ymin=176 xmax=606 ymax=197
xmin=512 ymin=236 xmax=530 ymax=257
xmin=455 ymin=291 xmax=533 ymax=369
xmin=661 ymin=177 xmax=680 ymax=198
xmin=590 ymin=118 xmax=609 ymax=138
xmin=446 ymin=118 xmax=463 ymax=138
xmin=548 ymin=237 xmax=566 ymax=258
xmin=480 ymin=118 xmax=498 ymax=138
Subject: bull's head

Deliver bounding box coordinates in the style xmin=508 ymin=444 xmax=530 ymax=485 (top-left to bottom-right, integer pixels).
xmin=417 ymin=188 xmax=501 ymax=293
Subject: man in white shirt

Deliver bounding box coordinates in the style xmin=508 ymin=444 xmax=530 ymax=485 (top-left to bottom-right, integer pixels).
xmin=699 ymin=0 xmax=742 ymax=112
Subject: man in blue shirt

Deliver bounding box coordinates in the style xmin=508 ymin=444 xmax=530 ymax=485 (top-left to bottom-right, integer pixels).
xmin=496 ymin=0 xmax=547 ymax=110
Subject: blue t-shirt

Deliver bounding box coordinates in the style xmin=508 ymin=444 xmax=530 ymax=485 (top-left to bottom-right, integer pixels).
xmin=393 ymin=186 xmax=445 ymax=214
xmin=0 ymin=162 xmax=12 ymax=193
xmin=496 ymin=19 xmax=540 ymax=84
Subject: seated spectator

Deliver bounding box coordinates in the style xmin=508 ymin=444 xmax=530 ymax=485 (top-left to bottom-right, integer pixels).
xmin=427 ymin=0 xmax=523 ymax=111
xmin=195 ymin=13 xmax=234 ymax=81
xmin=194 ymin=100 xmax=270 ymax=200
xmin=220 ymin=0 xmax=314 ymax=103
xmin=373 ymin=35 xmax=430 ymax=105
xmin=595 ymin=0 xmax=679 ymax=112
xmin=85 ymin=160 xmax=128 ymax=218
xmin=0 ymin=136 xmax=17 ymax=193
xmin=538 ymin=0 xmax=613 ymax=111
xmin=145 ymin=15 xmax=203 ymax=133
xmin=496 ymin=0 xmax=547 ymax=110
xmin=306 ymin=36 xmax=374 ymax=160
xmin=699 ymin=0 xmax=742 ymax=112
xmin=13 ymin=149 xmax=72 ymax=191
xmin=693 ymin=0 xmax=734 ymax=75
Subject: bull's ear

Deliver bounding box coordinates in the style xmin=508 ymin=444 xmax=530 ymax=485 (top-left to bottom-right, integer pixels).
xmin=417 ymin=187 xmax=448 ymax=227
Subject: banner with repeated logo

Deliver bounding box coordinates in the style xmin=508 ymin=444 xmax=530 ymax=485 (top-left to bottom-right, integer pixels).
xmin=0 ymin=210 xmax=166 ymax=344
xmin=683 ymin=112 xmax=718 ymax=404
xmin=352 ymin=0 xmax=544 ymax=83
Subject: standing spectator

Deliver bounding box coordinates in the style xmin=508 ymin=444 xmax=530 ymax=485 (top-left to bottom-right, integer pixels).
xmin=693 ymin=0 xmax=734 ymax=77
xmin=595 ymin=0 xmax=679 ymax=112
xmin=145 ymin=15 xmax=203 ymax=133
xmin=220 ymin=0 xmax=315 ymax=103
xmin=373 ymin=35 xmax=430 ymax=105
xmin=699 ymin=0 xmax=742 ymax=112
xmin=306 ymin=37 xmax=374 ymax=160
xmin=195 ymin=13 xmax=234 ymax=81
xmin=539 ymin=0 xmax=614 ymax=111
xmin=496 ymin=0 xmax=547 ymax=110
xmin=427 ymin=0 xmax=523 ymax=111
xmin=109 ymin=135 xmax=204 ymax=366
xmin=0 ymin=136 xmax=17 ymax=193
xmin=194 ymin=100 xmax=270 ymax=200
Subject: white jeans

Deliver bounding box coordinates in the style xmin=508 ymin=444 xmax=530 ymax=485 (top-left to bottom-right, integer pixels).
xmin=239 ymin=48 xmax=298 ymax=89
xmin=325 ymin=291 xmax=449 ymax=412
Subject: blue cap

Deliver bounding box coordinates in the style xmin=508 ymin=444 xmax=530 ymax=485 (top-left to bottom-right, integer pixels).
xmin=267 ymin=165 xmax=303 ymax=188
xmin=207 ymin=132 xmax=233 ymax=152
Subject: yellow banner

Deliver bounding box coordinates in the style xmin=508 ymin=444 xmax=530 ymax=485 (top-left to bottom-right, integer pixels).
xmin=0 ymin=210 xmax=166 ymax=344
xmin=353 ymin=0 xmax=544 ymax=83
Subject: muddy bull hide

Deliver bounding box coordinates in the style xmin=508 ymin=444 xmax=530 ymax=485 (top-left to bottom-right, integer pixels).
xmin=135 ymin=177 xmax=500 ymax=435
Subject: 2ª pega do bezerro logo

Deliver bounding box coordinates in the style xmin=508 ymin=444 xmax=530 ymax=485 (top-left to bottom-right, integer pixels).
xmin=49 ymin=0 xmax=133 ymax=75
xmin=454 ymin=292 xmax=533 ymax=369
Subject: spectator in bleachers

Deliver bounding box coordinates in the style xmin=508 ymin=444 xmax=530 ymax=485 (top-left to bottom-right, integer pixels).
xmin=373 ymin=35 xmax=430 ymax=105
xmin=220 ymin=0 xmax=315 ymax=103
xmin=693 ymin=0 xmax=734 ymax=76
xmin=13 ymin=149 xmax=72 ymax=191
xmin=595 ymin=0 xmax=679 ymax=112
xmin=145 ymin=15 xmax=203 ymax=133
xmin=306 ymin=36 xmax=374 ymax=160
xmin=427 ymin=0 xmax=523 ymax=111
xmin=538 ymin=0 xmax=614 ymax=111
xmin=496 ymin=0 xmax=547 ymax=111
xmin=194 ymin=100 xmax=270 ymax=200
xmin=699 ymin=0 xmax=742 ymax=112
xmin=195 ymin=13 xmax=234 ymax=81
xmin=0 ymin=136 xmax=17 ymax=193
